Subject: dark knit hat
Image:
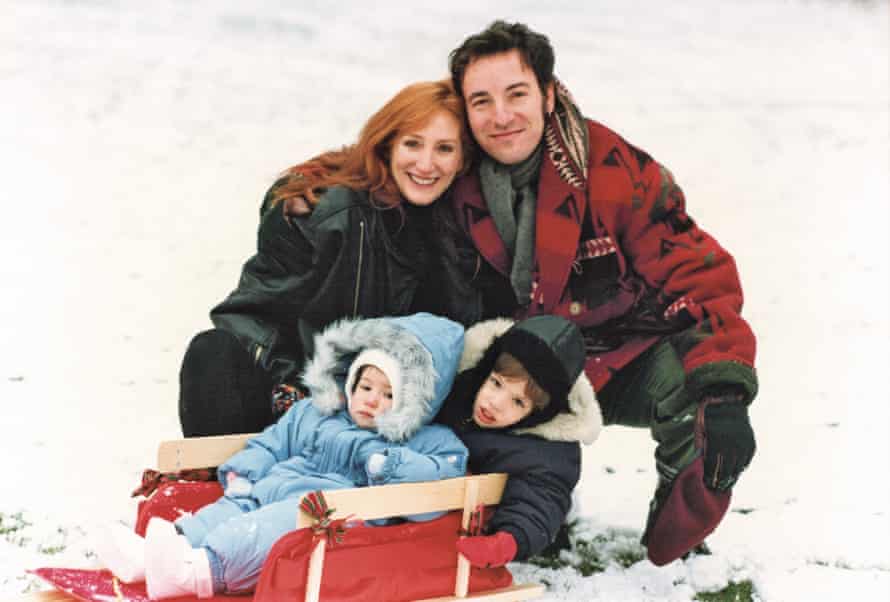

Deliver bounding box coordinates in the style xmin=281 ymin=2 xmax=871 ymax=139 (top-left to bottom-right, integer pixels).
xmin=481 ymin=315 xmax=585 ymax=429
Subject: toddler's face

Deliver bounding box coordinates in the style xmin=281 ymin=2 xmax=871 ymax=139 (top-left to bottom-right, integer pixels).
xmin=472 ymin=370 xmax=534 ymax=429
xmin=349 ymin=365 xmax=394 ymax=429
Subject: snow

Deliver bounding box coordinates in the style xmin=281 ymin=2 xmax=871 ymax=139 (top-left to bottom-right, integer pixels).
xmin=1 ymin=0 xmax=888 ymax=599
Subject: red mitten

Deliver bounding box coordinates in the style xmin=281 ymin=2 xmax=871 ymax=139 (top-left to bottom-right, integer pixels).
xmin=456 ymin=531 xmax=517 ymax=568
xmin=643 ymin=457 xmax=731 ymax=566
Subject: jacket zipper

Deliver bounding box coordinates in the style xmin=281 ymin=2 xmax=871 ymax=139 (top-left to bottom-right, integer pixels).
xmin=253 ymin=343 xmax=264 ymax=365
xmin=352 ymin=220 xmax=365 ymax=317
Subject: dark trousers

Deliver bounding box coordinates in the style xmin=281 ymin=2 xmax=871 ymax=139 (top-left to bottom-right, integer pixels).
xmin=179 ymin=329 xmax=276 ymax=437
xmin=597 ymin=339 xmax=700 ymax=482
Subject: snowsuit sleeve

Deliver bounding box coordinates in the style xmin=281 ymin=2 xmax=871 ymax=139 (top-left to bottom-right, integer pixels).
xmin=364 ymin=424 xmax=469 ymax=486
xmin=218 ymin=401 xmax=309 ymax=483
xmin=210 ymin=186 xmax=349 ymax=387
xmin=599 ymin=127 xmax=758 ymax=402
xmin=459 ymin=430 xmax=581 ymax=560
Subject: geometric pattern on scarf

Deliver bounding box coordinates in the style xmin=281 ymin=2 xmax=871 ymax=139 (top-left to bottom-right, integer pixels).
xmin=544 ymin=79 xmax=589 ymax=189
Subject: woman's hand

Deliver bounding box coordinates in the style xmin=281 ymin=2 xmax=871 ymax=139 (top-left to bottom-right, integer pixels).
xmin=283 ymin=196 xmax=313 ymax=217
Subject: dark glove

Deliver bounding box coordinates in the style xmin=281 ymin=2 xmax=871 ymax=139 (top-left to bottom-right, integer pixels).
xmin=701 ymin=395 xmax=755 ymax=492
xmin=271 ymin=383 xmax=307 ymax=417
xmin=456 ymin=531 xmax=517 ymax=568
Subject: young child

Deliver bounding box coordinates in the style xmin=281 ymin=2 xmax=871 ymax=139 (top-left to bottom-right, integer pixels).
xmin=100 ymin=313 xmax=468 ymax=599
xmin=434 ymin=315 xmax=603 ymax=567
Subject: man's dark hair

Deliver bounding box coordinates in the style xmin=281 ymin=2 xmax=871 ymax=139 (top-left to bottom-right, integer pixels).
xmin=449 ymin=20 xmax=555 ymax=99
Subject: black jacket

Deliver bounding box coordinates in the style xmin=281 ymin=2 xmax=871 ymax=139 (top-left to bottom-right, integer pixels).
xmin=211 ymin=183 xmax=480 ymax=387
xmin=435 ymin=317 xmax=604 ymax=559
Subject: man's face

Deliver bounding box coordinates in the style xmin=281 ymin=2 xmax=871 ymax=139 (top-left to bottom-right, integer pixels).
xmin=461 ymin=49 xmax=555 ymax=166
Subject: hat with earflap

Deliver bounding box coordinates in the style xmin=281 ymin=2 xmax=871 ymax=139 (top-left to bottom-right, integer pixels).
xmin=344 ymin=348 xmax=403 ymax=412
xmin=479 ymin=315 xmax=585 ymax=430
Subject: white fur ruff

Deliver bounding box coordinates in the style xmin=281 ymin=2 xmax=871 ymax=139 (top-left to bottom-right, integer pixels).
xmin=460 ymin=319 xmax=603 ymax=445
xmin=301 ymin=317 xmax=437 ymax=442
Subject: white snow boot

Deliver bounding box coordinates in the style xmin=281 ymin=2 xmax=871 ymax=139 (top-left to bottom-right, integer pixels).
xmin=93 ymin=522 xmax=146 ymax=583
xmin=144 ymin=518 xmax=214 ymax=600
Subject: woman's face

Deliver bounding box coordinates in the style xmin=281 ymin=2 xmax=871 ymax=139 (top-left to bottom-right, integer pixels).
xmin=389 ymin=110 xmax=463 ymax=206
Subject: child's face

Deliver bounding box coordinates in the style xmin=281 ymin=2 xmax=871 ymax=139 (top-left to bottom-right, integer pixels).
xmin=472 ymin=370 xmax=534 ymax=429
xmin=349 ymin=365 xmax=394 ymax=429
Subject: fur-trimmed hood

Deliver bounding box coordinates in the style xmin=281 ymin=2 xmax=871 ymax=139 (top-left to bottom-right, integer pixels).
xmin=447 ymin=318 xmax=602 ymax=445
xmin=301 ymin=313 xmax=464 ymax=443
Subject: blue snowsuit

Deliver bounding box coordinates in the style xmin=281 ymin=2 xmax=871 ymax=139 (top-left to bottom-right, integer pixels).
xmin=175 ymin=313 xmax=468 ymax=594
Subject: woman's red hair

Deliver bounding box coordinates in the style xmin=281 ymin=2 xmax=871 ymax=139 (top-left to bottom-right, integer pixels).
xmin=271 ymin=79 xmax=470 ymax=208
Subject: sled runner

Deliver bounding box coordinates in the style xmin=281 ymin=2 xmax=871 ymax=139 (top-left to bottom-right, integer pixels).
xmin=29 ymin=434 xmax=545 ymax=602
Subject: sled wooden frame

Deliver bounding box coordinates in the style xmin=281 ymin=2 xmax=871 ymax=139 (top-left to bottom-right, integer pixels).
xmin=156 ymin=434 xmax=544 ymax=602
xmin=23 ymin=435 xmax=544 ymax=602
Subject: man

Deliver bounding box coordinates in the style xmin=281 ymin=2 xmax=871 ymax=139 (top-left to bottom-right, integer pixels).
xmin=443 ymin=21 xmax=757 ymax=567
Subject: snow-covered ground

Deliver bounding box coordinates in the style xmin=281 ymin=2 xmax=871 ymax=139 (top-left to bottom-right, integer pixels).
xmin=1 ymin=1 xmax=888 ymax=600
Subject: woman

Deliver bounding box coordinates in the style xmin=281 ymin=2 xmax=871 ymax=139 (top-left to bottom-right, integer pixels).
xmin=179 ymin=80 xmax=479 ymax=438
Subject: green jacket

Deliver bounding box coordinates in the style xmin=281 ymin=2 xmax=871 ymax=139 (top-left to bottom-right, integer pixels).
xmin=211 ymin=183 xmax=478 ymax=386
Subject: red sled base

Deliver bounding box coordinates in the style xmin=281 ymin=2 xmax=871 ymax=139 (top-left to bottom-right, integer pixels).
xmin=31 ymin=480 xmax=519 ymax=602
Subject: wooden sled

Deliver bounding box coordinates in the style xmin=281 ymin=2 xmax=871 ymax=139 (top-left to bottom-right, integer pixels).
xmin=27 ymin=434 xmax=545 ymax=602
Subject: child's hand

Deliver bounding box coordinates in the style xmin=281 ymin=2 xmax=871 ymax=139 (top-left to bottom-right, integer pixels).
xmin=456 ymin=531 xmax=517 ymax=567
xmin=224 ymin=472 xmax=253 ymax=497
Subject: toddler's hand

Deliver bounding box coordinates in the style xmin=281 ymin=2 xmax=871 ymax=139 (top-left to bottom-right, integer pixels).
xmin=225 ymin=472 xmax=253 ymax=497
xmin=457 ymin=531 xmax=517 ymax=567
xmin=366 ymin=453 xmax=387 ymax=478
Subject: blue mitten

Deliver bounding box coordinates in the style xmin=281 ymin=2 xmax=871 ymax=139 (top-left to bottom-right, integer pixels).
xmin=366 ymin=452 xmax=388 ymax=482
xmin=224 ymin=472 xmax=253 ymax=497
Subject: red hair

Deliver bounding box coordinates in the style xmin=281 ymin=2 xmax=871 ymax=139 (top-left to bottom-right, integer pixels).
xmin=271 ymin=79 xmax=470 ymax=208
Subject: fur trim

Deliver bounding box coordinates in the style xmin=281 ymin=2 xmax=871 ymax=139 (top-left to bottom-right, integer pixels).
xmin=301 ymin=317 xmax=436 ymax=443
xmin=459 ymin=319 xmax=603 ymax=445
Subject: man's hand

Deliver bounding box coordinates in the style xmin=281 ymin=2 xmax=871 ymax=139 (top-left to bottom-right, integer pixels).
xmin=701 ymin=396 xmax=755 ymax=491
xmin=271 ymin=383 xmax=306 ymax=417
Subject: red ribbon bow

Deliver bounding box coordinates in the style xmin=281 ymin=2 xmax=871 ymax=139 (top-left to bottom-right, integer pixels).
xmin=299 ymin=491 xmax=351 ymax=545
xmin=131 ymin=468 xmax=216 ymax=498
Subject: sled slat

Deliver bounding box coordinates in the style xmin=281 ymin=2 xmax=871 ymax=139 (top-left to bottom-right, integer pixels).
xmin=303 ymin=538 xmax=326 ymax=602
xmin=415 ymin=583 xmax=547 ymax=602
xmin=157 ymin=434 xmax=255 ymax=472
xmin=454 ymin=478 xmax=479 ymax=597
xmin=16 ymin=592 xmax=79 ymax=602
xmin=296 ymin=473 xmax=508 ymax=527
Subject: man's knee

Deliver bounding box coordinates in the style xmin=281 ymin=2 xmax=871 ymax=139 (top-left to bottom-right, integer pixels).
xmin=598 ymin=340 xmax=686 ymax=427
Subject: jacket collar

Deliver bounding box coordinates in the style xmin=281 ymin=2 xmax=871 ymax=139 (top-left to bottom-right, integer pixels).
xmin=453 ymin=79 xmax=592 ymax=312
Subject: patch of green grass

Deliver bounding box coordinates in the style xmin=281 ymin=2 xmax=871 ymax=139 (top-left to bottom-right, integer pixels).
xmin=695 ymin=580 xmax=755 ymax=602
xmin=38 ymin=543 xmax=67 ymax=555
xmin=528 ymin=520 xmax=646 ymax=576
xmin=612 ymin=546 xmax=645 ymax=569
xmin=0 ymin=511 xmax=32 ymax=547
xmin=37 ymin=526 xmax=70 ymax=555
xmin=527 ymin=520 xmax=754 ymax=602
